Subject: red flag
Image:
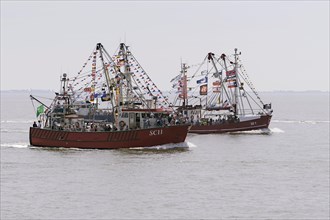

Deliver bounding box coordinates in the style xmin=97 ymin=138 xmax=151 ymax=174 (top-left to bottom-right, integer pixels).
xmin=213 ymin=81 xmax=221 ymax=86
xmin=84 ymin=87 xmax=91 ymax=92
xmin=226 ymin=70 xmax=236 ymax=78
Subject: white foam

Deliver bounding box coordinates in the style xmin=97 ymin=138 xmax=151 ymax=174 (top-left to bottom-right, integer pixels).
xmin=272 ymin=120 xmax=329 ymax=124
xmin=186 ymin=141 xmax=197 ymax=148
xmin=130 ymin=141 xmax=191 ymax=150
xmin=1 ymin=143 xmax=29 ymax=148
xmin=270 ymin=127 xmax=285 ymax=133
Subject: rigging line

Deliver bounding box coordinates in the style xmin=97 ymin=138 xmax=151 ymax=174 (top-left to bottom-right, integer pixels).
xmin=113 ymin=44 xmax=121 ymax=57
xmin=208 ymin=93 xmax=217 ymax=106
xmin=188 ymin=83 xmax=200 ymax=98
xmin=30 ymin=96 xmax=37 ymax=117
xmin=188 ymin=61 xmax=206 ymax=69
xmin=32 ymin=95 xmax=54 ymax=101
xmin=237 ymin=70 xmax=264 ymax=105
xmin=236 ymin=58 xmax=260 ymax=93
xmin=238 ymin=84 xmax=246 ymax=115
xmin=214 ymin=56 xmax=226 ymax=70
xmin=244 ymin=90 xmax=266 ymax=114
xmin=117 ymin=49 xmax=171 ymax=110
xmin=73 ymin=69 xmax=99 ymax=80
xmin=220 ymin=81 xmax=232 ymax=106
xmin=188 ymin=76 xmax=209 ymax=96
xmin=77 ymin=47 xmax=96 ymax=74
xmin=129 ymin=54 xmax=171 ymax=107
xmin=129 ymin=74 xmax=152 ymax=109
xmin=73 ymin=69 xmax=107 ymax=88
xmin=190 ymin=55 xmax=208 ymax=79
xmin=173 ymin=92 xmax=181 ymax=107
xmin=243 ymin=88 xmax=254 ymax=115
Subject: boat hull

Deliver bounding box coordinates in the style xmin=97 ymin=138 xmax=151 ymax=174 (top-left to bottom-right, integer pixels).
xmin=29 ymin=125 xmax=190 ymax=149
xmin=189 ymin=114 xmax=272 ymax=134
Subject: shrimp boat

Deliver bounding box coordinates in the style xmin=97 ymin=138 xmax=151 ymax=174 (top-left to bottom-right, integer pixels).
xmin=170 ymin=49 xmax=273 ymax=134
xmin=29 ymin=43 xmax=190 ymax=149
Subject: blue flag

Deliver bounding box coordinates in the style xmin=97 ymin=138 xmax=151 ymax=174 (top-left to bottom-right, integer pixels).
xmin=197 ymin=76 xmax=208 ymax=84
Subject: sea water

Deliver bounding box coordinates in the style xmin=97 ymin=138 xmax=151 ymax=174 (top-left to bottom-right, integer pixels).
xmin=1 ymin=90 xmax=329 ymax=219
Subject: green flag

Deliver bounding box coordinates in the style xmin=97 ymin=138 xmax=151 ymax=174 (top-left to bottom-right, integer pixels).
xmin=36 ymin=105 xmax=44 ymax=117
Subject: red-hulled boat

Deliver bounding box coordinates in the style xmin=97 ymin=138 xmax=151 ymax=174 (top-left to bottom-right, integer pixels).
xmin=29 ymin=43 xmax=189 ymax=149
xmin=170 ymin=49 xmax=273 ymax=134
xmin=29 ymin=124 xmax=188 ymax=149
xmin=188 ymin=114 xmax=271 ymax=134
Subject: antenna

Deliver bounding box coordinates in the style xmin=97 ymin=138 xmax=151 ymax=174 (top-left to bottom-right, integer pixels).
xmin=180 ymin=57 xmax=184 ymax=73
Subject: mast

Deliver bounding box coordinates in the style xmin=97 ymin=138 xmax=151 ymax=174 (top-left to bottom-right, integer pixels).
xmin=208 ymin=53 xmax=220 ymax=78
xmin=181 ymin=63 xmax=188 ymax=108
xmin=209 ymin=53 xmax=231 ymax=107
xmin=97 ymin=43 xmax=117 ymax=122
xmin=60 ymin=73 xmax=71 ymax=111
xmin=60 ymin=73 xmax=68 ymax=95
xmin=119 ymin=43 xmax=133 ymax=109
xmin=97 ymin=43 xmax=113 ymax=100
xmin=233 ymin=48 xmax=240 ymax=115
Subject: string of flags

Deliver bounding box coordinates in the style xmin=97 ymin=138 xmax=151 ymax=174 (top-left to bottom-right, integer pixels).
xmin=124 ymin=56 xmax=172 ymax=109
xmin=68 ymin=45 xmax=173 ymax=109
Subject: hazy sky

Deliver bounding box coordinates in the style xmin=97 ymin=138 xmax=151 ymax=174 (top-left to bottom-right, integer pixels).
xmin=1 ymin=1 xmax=329 ymax=91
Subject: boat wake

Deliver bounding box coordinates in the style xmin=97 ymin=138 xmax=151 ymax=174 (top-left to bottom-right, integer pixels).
xmin=1 ymin=142 xmax=29 ymax=148
xmin=1 ymin=142 xmax=194 ymax=151
xmin=229 ymin=128 xmax=271 ymax=135
xmin=272 ymin=120 xmax=329 ymax=124
xmin=129 ymin=141 xmax=193 ymax=150
xmin=270 ymin=127 xmax=285 ymax=133
xmin=228 ymin=127 xmax=284 ymax=135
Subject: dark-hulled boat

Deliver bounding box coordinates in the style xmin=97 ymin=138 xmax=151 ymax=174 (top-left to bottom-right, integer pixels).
xmin=29 ymin=124 xmax=188 ymax=149
xmin=29 ymin=43 xmax=189 ymax=149
xmin=170 ymin=49 xmax=273 ymax=134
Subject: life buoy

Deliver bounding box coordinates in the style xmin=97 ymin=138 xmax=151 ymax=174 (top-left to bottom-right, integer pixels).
xmin=119 ymin=121 xmax=125 ymax=127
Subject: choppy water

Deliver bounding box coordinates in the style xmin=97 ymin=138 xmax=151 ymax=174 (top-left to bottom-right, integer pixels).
xmin=1 ymin=90 xmax=329 ymax=219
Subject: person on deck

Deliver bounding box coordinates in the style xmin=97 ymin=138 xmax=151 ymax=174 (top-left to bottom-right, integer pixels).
xmin=33 ymin=121 xmax=38 ymax=127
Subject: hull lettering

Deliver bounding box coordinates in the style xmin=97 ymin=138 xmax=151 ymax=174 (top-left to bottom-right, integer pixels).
xmin=149 ymin=129 xmax=163 ymax=136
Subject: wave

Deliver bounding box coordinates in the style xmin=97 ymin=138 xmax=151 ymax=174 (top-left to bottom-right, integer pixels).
xmin=229 ymin=128 xmax=272 ymax=135
xmin=272 ymin=120 xmax=329 ymax=124
xmin=1 ymin=141 xmax=193 ymax=151
xmin=1 ymin=129 xmax=29 ymax=133
xmin=130 ymin=141 xmax=192 ymax=150
xmin=270 ymin=127 xmax=285 ymax=133
xmin=185 ymin=141 xmax=197 ymax=148
xmin=228 ymin=127 xmax=285 ymax=135
xmin=1 ymin=120 xmax=35 ymax=124
xmin=1 ymin=143 xmax=29 ymax=148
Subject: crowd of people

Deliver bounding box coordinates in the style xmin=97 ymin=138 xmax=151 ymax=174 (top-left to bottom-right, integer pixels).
xmin=33 ymin=112 xmax=241 ymax=132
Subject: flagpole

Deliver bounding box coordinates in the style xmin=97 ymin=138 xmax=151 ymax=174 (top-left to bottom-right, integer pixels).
xmin=29 ymin=95 xmax=50 ymax=110
xmin=181 ymin=63 xmax=188 ymax=108
xmin=233 ymin=48 xmax=240 ymax=115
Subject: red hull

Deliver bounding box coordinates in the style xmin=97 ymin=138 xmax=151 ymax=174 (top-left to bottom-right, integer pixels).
xmin=29 ymin=125 xmax=190 ymax=149
xmin=189 ymin=115 xmax=272 ymax=134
